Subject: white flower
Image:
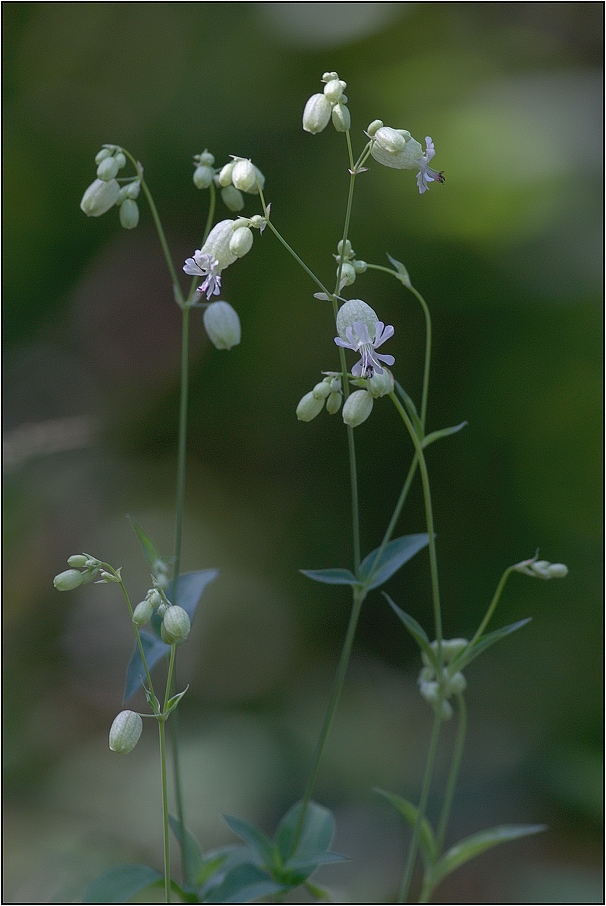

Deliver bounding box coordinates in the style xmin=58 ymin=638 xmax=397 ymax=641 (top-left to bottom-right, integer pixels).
xmin=370 ymin=127 xmax=444 ymax=194
xmin=334 ymin=299 xmax=395 ymax=378
xmin=183 ymin=219 xmax=253 ymax=299
xmin=203 ymin=301 xmax=241 ymax=350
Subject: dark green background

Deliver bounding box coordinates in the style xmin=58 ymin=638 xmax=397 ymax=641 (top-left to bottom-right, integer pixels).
xmin=3 ymin=4 xmax=602 ymax=902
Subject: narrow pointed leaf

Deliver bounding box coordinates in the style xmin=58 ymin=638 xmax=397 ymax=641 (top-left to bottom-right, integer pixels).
xmin=395 ymin=381 xmax=424 ymax=440
xmin=223 ymin=814 xmax=276 ymax=866
xmin=383 ymin=594 xmax=437 ymax=667
xmin=124 ymin=569 xmax=218 ymax=701
xmin=374 ymin=789 xmax=437 ymax=867
xmin=300 ymin=568 xmax=358 ymax=586
xmin=203 ymin=863 xmax=283 ymax=904
xmin=386 ymin=253 xmax=411 ymax=288
xmin=124 ymin=630 xmax=168 ymax=702
xmin=450 ymin=618 xmax=532 ymax=674
xmin=359 ymin=533 xmax=430 ymax=590
xmin=83 ymin=864 xmax=162 ymax=903
xmin=168 ymin=814 xmax=205 ymax=883
xmin=422 ymin=422 xmax=467 ymax=449
xmin=127 ymin=514 xmax=160 ymax=568
xmin=430 ymin=824 xmax=547 ymax=888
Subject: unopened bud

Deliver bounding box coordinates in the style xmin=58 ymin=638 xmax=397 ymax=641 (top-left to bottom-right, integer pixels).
xmin=229 ymin=226 xmax=253 ymax=257
xmin=296 ymin=391 xmax=324 ymax=422
xmin=67 ymin=555 xmax=89 ymax=568
xmin=203 ymin=301 xmax=241 ymax=350
xmin=326 ymin=391 xmax=342 ymax=414
xmin=133 ymin=598 xmax=154 ymax=626
xmin=80 ymin=178 xmax=120 ymax=217
xmin=119 ymin=198 xmax=139 ymax=229
xmin=231 ymin=159 xmax=257 ymax=193
xmin=332 ymin=103 xmax=351 ymax=133
xmin=342 ymin=390 xmax=373 ymax=427
xmin=303 ymin=94 xmax=332 ymax=134
xmin=53 ymin=569 xmax=84 ymax=591
xmin=97 ymin=156 xmax=120 ymax=181
xmin=160 ymin=605 xmax=191 ymax=645
xmin=109 ymin=710 xmax=143 ymax=754
xmin=193 ymin=165 xmax=215 ymax=189
xmin=218 ymin=162 xmax=235 ymax=187
xmin=221 ymin=185 xmax=245 ymax=212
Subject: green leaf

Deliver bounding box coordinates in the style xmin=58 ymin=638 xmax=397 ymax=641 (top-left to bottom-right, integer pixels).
xmin=165 ymin=685 xmax=189 ymax=715
xmin=83 ymin=864 xmax=162 ymax=903
xmin=168 ymin=814 xmax=205 ymax=884
xmin=450 ymin=618 xmax=532 ymax=673
xmin=300 ymin=567 xmax=358 ymax=586
xmin=124 ymin=569 xmax=218 ymax=701
xmin=275 ymin=801 xmax=333 ymax=865
xmin=383 ymin=594 xmax=437 ymax=668
xmin=203 ymin=862 xmax=283 ymax=904
xmin=274 ymin=801 xmax=346 ymax=886
xmin=395 ymin=381 xmax=424 ymax=440
xmin=422 ymin=421 xmax=467 ymax=449
xmin=386 ymin=253 xmax=411 ymax=288
xmin=127 ymin=514 xmax=160 ymax=569
xmin=430 ymin=824 xmax=547 ymax=888
xmin=374 ymin=789 xmax=437 ymax=867
xmin=223 ymin=814 xmax=276 ymax=867
xmin=359 ymin=533 xmax=430 ymax=590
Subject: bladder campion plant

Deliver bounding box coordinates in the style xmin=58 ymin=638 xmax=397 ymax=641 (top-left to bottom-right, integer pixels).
xmin=54 ymin=71 xmax=568 ymax=904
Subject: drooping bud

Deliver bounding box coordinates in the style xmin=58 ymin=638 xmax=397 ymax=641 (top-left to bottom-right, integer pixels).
xmin=303 ymin=94 xmax=332 ymax=134
xmin=97 ymin=155 xmax=120 ymax=181
xmin=229 ymin=225 xmax=254 ymax=257
xmin=53 ymin=569 xmax=84 ymax=591
xmin=194 ymin=165 xmax=215 ymax=189
xmin=67 ymin=554 xmax=89 ymax=568
xmin=160 ymin=605 xmax=191 ymax=645
xmin=80 ymin=178 xmax=120 ymax=217
xmin=296 ymin=391 xmax=325 ymax=422
xmin=367 ymin=368 xmax=393 ymax=398
xmin=221 ymin=185 xmax=245 ymax=211
xmin=109 ymin=710 xmax=143 ymax=754
xmin=203 ymin=301 xmax=241 ymax=350
xmin=342 ymin=390 xmax=373 ymax=427
xmin=332 ymin=103 xmax=351 ymax=133
xmin=231 ymin=159 xmax=257 ymax=193
xmin=133 ymin=598 xmax=154 ymax=626
xmin=119 ymin=198 xmax=139 ymax=229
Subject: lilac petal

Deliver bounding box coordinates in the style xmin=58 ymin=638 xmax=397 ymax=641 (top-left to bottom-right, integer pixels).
xmin=183 ymin=258 xmax=204 ymax=276
xmin=335 ymin=336 xmax=354 ymax=351
xmin=374 ymin=323 xmax=395 ymax=347
xmin=376 ymin=352 xmax=395 ymax=366
xmin=352 ymin=320 xmax=372 ymax=345
xmin=425 ymin=137 xmax=435 ymax=162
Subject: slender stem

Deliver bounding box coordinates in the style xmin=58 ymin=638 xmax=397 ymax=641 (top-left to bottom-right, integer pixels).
xmin=435 ymin=693 xmax=467 ymax=852
xmin=158 ymin=717 xmax=172 ymax=904
xmin=469 ymin=567 xmax=514 ymax=646
xmin=172 ymin=304 xmax=190 ymax=594
xmin=407 ymin=286 xmax=432 ymax=432
xmin=389 ymin=393 xmax=443 ymax=648
xmin=398 ymin=708 xmax=443 ymax=903
xmin=297 ymin=587 xmax=366 ymax=831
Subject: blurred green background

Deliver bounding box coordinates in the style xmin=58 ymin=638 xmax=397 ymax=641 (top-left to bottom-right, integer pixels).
xmin=3 ymin=3 xmax=602 ymax=903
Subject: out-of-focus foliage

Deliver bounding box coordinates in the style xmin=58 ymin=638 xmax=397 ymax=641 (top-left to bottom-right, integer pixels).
xmin=3 ymin=4 xmax=602 ymax=903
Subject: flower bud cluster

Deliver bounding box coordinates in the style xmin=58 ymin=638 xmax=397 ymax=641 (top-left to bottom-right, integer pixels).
xmin=303 ymin=72 xmax=351 ymax=135
xmin=132 ymin=587 xmax=163 ymax=626
xmin=334 ymin=240 xmax=367 ymax=291
xmin=192 ymin=150 xmax=266 ymax=213
xmin=418 ymin=638 xmax=469 ymax=720
xmin=53 ymin=554 xmax=102 ymax=591
xmin=296 ymin=374 xmax=343 ymax=421
xmin=80 ymin=145 xmax=142 ymax=227
xmin=513 ymin=557 xmax=568 ymax=579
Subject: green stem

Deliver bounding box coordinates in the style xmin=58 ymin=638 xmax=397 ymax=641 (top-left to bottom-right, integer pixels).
xmin=172 ymin=304 xmax=190 ymax=593
xmin=296 ymin=587 xmax=366 ymax=833
xmin=389 ymin=394 xmax=443 ymax=649
xmin=469 ymin=566 xmax=514 ymax=646
xmin=158 ymin=717 xmax=172 ymax=904
xmin=398 ymin=708 xmax=443 ymax=904
xmin=435 ymin=693 xmax=467 ymax=853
